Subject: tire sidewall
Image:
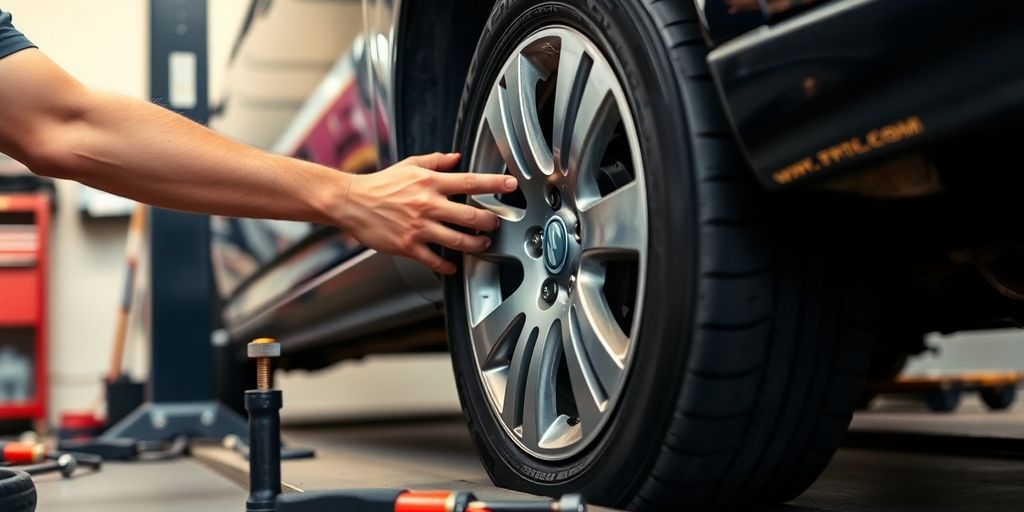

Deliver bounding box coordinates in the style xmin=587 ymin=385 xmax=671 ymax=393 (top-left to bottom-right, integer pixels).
xmin=445 ymin=0 xmax=698 ymax=503
xmin=0 ymin=469 xmax=36 ymax=512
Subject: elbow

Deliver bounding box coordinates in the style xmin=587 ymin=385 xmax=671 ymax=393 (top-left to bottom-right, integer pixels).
xmin=20 ymin=140 xmax=75 ymax=180
xmin=20 ymin=115 xmax=93 ymax=182
xmin=20 ymin=136 xmax=71 ymax=180
xmin=18 ymin=83 xmax=96 ymax=180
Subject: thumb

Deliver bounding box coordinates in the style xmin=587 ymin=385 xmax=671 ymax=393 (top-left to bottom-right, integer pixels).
xmin=404 ymin=152 xmax=461 ymax=171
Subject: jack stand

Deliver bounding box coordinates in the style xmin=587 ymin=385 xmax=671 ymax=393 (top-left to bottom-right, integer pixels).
xmin=243 ymin=340 xmax=586 ymax=512
xmin=246 ymin=389 xmax=282 ymax=512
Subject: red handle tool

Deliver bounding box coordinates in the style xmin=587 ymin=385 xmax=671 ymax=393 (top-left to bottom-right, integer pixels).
xmin=0 ymin=441 xmax=45 ymax=464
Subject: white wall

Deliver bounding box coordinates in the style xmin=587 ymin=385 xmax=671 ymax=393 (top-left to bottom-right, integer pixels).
xmin=3 ymin=0 xmax=250 ymax=423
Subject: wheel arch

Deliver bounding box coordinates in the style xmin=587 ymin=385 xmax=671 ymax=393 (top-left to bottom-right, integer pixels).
xmin=394 ymin=0 xmax=497 ymax=157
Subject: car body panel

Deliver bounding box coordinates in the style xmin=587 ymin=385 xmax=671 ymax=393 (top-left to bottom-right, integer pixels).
xmin=708 ymin=0 xmax=1024 ymax=188
xmin=225 ymin=247 xmax=441 ymax=361
xmin=213 ymin=0 xmax=445 ymax=361
xmin=364 ymin=0 xmax=401 ymax=166
xmin=694 ymin=0 xmax=827 ymax=45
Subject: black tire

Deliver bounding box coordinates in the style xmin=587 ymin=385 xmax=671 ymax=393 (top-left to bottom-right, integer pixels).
xmin=980 ymin=385 xmax=1017 ymax=411
xmin=0 ymin=469 xmax=36 ymax=512
xmin=924 ymin=386 xmax=962 ymax=413
xmin=444 ymin=0 xmax=875 ymax=510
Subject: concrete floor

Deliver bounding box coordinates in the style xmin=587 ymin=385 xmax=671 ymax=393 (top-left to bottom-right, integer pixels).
xmin=32 ymin=395 xmax=1024 ymax=511
xmin=35 ymin=458 xmax=245 ymax=512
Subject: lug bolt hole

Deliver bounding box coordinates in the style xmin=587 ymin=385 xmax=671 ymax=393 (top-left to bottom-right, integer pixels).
xmin=541 ymin=278 xmax=558 ymax=304
xmin=573 ymin=221 xmax=581 ymax=243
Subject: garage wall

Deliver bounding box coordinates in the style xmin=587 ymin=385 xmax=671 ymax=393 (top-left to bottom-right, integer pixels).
xmin=3 ymin=0 xmax=250 ymax=422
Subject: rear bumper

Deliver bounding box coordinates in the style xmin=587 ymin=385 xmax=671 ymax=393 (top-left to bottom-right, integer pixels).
xmin=708 ymin=0 xmax=1024 ymax=188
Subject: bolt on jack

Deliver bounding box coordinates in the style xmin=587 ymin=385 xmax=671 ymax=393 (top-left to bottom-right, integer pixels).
xmin=246 ymin=338 xmax=282 ymax=512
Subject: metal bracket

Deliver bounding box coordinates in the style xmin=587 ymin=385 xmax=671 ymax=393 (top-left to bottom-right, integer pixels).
xmin=100 ymin=401 xmax=248 ymax=442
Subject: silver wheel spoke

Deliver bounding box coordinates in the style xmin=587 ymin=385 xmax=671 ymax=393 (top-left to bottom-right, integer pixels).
xmin=474 ymin=212 xmax=531 ymax=263
xmin=580 ymin=181 xmax=645 ymax=256
xmin=469 ymin=193 xmax=525 ymax=223
xmin=559 ymin=54 xmax=620 ymax=200
xmin=571 ymin=284 xmax=627 ymax=394
xmin=552 ymin=35 xmax=587 ymax=174
xmin=505 ymin=54 xmax=554 ymax=178
xmin=520 ymin=318 xmax=561 ymax=448
xmin=499 ymin=323 xmax=538 ymax=427
xmin=482 ymin=84 xmax=531 ymax=183
xmin=471 ymin=286 xmax=531 ymax=368
xmin=559 ymin=308 xmax=607 ymax=432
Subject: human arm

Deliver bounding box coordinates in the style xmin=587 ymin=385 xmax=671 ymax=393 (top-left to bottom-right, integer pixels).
xmin=0 ymin=49 xmax=515 ymax=273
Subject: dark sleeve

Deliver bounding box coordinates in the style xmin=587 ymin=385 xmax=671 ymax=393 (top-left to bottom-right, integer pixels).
xmin=0 ymin=9 xmax=35 ymax=60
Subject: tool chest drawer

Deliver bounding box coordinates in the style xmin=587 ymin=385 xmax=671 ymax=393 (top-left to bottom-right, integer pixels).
xmin=0 ymin=269 xmax=40 ymax=325
xmin=0 ymin=223 xmax=40 ymax=267
xmin=0 ymin=192 xmax=50 ymax=421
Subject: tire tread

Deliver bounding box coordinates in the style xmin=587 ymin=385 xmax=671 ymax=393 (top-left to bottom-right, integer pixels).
xmin=629 ymin=0 xmax=873 ymax=509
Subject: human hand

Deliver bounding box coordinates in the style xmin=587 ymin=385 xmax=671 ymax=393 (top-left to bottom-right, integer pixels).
xmin=336 ymin=152 xmax=517 ymax=274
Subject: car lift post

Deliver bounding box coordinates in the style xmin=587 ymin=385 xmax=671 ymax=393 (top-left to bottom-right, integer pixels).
xmin=83 ymin=0 xmax=249 ymax=446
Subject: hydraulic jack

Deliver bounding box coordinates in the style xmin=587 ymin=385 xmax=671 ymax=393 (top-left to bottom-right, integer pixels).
xmin=243 ymin=338 xmax=587 ymax=512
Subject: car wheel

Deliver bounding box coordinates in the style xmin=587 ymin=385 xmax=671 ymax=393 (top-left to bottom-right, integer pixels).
xmin=924 ymin=385 xmax=962 ymax=413
xmin=444 ymin=0 xmax=875 ymax=509
xmin=980 ymin=384 xmax=1017 ymax=411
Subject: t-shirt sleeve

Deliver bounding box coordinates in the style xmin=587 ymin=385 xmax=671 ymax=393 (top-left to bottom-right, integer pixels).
xmin=0 ymin=9 xmax=35 ymax=60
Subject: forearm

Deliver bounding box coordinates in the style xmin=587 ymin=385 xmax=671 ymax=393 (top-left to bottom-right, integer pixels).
xmin=32 ymin=90 xmax=348 ymax=224
xmin=0 ymin=48 xmax=515 ymax=273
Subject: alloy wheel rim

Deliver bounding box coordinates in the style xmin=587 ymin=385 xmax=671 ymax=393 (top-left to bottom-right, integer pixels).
xmin=463 ymin=26 xmax=648 ymax=460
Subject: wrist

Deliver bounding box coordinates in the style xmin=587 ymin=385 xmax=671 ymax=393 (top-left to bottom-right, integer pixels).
xmin=314 ymin=169 xmax=357 ymax=229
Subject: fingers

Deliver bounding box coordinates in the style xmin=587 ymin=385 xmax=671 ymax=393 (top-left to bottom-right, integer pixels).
xmin=433 ymin=201 xmax=501 ymax=232
xmin=410 ymin=244 xmax=456 ymax=275
xmin=404 ymin=152 xmax=461 ymax=171
xmin=418 ymin=221 xmax=490 ymax=254
xmin=435 ymin=171 xmax=518 ymax=196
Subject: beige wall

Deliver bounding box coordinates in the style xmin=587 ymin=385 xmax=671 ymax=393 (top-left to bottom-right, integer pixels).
xmin=4 ymin=0 xmax=250 ymax=422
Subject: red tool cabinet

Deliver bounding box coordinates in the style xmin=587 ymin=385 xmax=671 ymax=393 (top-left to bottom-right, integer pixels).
xmin=0 ymin=193 xmax=49 ymax=422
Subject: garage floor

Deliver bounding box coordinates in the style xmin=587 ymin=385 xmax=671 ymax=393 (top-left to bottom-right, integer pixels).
xmin=34 ymin=396 xmax=1024 ymax=511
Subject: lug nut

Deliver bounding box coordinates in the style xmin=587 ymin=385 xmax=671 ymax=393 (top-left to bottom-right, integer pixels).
xmin=547 ymin=187 xmax=562 ymax=210
xmin=573 ymin=221 xmax=581 ymax=243
xmin=528 ymin=231 xmax=543 ymax=257
xmin=247 ymin=337 xmax=281 ymax=390
xmin=541 ymin=279 xmax=558 ymax=304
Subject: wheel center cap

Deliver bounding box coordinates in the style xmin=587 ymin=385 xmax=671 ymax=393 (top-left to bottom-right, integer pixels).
xmin=543 ymin=217 xmax=569 ymax=274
